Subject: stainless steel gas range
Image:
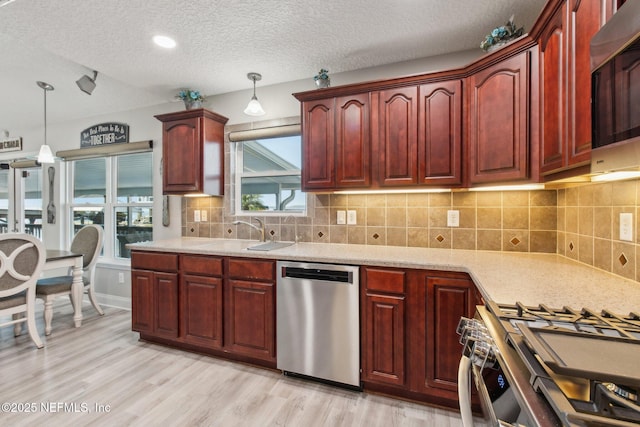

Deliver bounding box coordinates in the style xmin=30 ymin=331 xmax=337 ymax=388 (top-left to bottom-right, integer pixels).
xmin=457 ymin=301 xmax=640 ymax=427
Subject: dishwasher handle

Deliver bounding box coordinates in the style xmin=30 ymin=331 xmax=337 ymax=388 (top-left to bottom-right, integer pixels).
xmin=281 ymin=266 xmax=353 ymax=283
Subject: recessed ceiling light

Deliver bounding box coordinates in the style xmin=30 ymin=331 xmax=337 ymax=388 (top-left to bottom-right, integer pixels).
xmin=153 ymin=35 xmax=176 ymax=49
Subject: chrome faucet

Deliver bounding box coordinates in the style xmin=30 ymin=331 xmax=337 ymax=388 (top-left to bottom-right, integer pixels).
xmin=233 ymin=218 xmax=266 ymax=242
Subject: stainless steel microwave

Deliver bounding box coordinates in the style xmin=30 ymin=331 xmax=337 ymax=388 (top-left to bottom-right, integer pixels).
xmin=590 ymin=1 xmax=640 ymax=174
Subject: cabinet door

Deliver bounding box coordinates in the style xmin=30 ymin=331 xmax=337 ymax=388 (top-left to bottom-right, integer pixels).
xmin=539 ymin=4 xmax=567 ymax=174
xmin=225 ymin=279 xmax=275 ymax=361
xmin=361 ymin=267 xmax=406 ymax=387
xmin=468 ymin=51 xmax=530 ymax=183
xmin=363 ymin=293 xmax=406 ymax=386
xmin=336 ymin=93 xmax=371 ymax=188
xmin=154 ymin=271 xmax=179 ymax=340
xmin=568 ymin=0 xmax=610 ymax=166
xmin=162 ymin=117 xmax=202 ymax=193
xmin=131 ymin=269 xmax=154 ymax=333
xmin=418 ymin=80 xmax=463 ymax=185
xmin=302 ymin=99 xmax=335 ymax=190
xmin=413 ymin=273 xmax=476 ymax=395
xmin=181 ymin=274 xmax=223 ymax=349
xmin=378 ymin=86 xmax=418 ymax=186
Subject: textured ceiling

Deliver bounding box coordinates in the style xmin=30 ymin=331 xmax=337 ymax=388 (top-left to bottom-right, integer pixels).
xmin=0 ymin=0 xmax=547 ymax=133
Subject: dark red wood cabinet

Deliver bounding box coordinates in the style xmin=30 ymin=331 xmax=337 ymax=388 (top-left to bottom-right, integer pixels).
xmin=224 ymin=258 xmax=276 ymax=363
xmin=361 ymin=266 xmax=479 ymax=408
xmin=418 ymin=80 xmax=463 ymax=185
xmin=377 ymin=86 xmax=419 ymax=187
xmin=180 ymin=255 xmax=224 ymax=349
xmin=131 ymin=252 xmax=179 ymax=340
xmin=131 ymin=252 xmax=277 ymax=367
xmin=467 ymin=50 xmax=532 ymax=184
xmin=362 ymin=267 xmax=407 ymax=387
xmin=539 ymin=0 xmax=616 ymax=176
xmin=155 ymin=108 xmax=228 ymax=196
xmin=301 ymin=93 xmax=371 ymax=190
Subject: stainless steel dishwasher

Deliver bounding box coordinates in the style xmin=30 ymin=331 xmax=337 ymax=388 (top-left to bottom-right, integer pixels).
xmin=276 ymin=261 xmax=360 ymax=389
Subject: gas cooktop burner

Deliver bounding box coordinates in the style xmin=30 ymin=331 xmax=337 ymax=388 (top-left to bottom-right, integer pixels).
xmin=489 ymin=301 xmax=640 ymax=339
xmin=484 ymin=301 xmax=640 ymax=426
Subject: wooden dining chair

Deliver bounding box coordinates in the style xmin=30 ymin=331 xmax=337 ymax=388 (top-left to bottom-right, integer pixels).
xmin=0 ymin=233 xmax=46 ymax=348
xmin=36 ymin=224 xmax=104 ymax=335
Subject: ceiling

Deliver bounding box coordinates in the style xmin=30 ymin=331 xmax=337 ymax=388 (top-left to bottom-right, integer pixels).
xmin=0 ymin=0 xmax=547 ymax=134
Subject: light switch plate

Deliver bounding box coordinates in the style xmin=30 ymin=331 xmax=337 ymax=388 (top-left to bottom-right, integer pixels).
xmin=620 ymin=212 xmax=633 ymax=241
xmin=347 ymin=210 xmax=357 ymax=225
xmin=337 ymin=210 xmax=346 ymax=225
xmin=447 ymin=210 xmax=460 ymax=227
xmin=201 ymin=209 xmax=207 ymax=222
xmin=194 ymin=210 xmax=201 ymax=222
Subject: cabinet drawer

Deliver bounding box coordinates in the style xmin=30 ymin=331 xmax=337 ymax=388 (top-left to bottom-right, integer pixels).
xmin=364 ymin=268 xmax=406 ymax=294
xmin=181 ymin=255 xmax=223 ymax=276
xmin=131 ymin=251 xmax=178 ymax=272
xmin=227 ymin=258 xmax=275 ymax=281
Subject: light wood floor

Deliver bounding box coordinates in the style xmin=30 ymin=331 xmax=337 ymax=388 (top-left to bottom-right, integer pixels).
xmin=1 ymin=302 xmax=484 ymax=426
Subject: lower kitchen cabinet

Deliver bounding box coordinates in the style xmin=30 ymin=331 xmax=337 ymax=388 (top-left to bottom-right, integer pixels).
xmin=131 ymin=252 xmax=179 ymax=340
xmin=361 ymin=266 xmax=479 ymax=408
xmin=415 ymin=273 xmax=478 ymax=397
xmin=362 ymin=267 xmax=407 ymax=386
xmin=180 ymin=254 xmax=224 ymax=349
xmin=224 ymin=258 xmax=276 ymax=363
xmin=130 ymin=252 xmax=276 ymax=367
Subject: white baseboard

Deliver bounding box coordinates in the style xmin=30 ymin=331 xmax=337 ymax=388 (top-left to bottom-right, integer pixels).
xmin=93 ymin=293 xmax=131 ymax=310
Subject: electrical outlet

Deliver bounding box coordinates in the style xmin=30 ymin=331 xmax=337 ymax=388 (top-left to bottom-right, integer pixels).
xmin=118 ymin=272 xmax=125 ymax=284
xmin=201 ymin=209 xmax=207 ymax=222
xmin=447 ymin=210 xmax=460 ymax=227
xmin=620 ymin=212 xmax=633 ymax=241
xmin=347 ymin=210 xmax=357 ymax=225
xmin=194 ymin=210 xmax=201 ymax=222
xmin=337 ymin=210 xmax=346 ymax=225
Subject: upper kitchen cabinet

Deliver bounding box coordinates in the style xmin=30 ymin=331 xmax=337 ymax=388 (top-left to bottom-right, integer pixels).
xmin=467 ymin=49 xmax=534 ymax=184
xmin=300 ymin=93 xmax=371 ymax=190
xmin=296 ymin=79 xmax=463 ymax=191
xmin=539 ymin=0 xmax=616 ymax=176
xmin=377 ymin=86 xmax=419 ymax=187
xmin=418 ymin=80 xmax=463 ymax=186
xmin=155 ymin=108 xmax=229 ymax=196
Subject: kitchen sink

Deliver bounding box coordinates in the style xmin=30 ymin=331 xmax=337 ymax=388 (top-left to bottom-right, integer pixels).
xmin=246 ymin=241 xmax=295 ymax=251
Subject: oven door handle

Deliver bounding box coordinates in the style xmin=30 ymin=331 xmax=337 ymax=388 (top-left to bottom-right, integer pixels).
xmin=458 ymin=355 xmax=474 ymax=427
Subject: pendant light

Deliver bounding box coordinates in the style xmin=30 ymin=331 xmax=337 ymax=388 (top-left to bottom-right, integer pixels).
xmin=36 ymin=81 xmax=55 ymax=164
xmin=243 ymin=72 xmax=266 ymax=116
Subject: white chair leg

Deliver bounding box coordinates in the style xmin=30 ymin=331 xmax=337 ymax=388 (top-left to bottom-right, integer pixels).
xmin=27 ymin=303 xmax=44 ymax=349
xmin=88 ymin=286 xmax=104 ymax=316
xmin=43 ymin=298 xmax=54 ymax=336
xmin=12 ymin=313 xmax=23 ymax=336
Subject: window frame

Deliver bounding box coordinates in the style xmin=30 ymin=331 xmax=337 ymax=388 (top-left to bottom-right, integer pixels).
xmin=68 ymin=152 xmax=153 ymax=263
xmin=233 ymin=132 xmax=307 ymax=216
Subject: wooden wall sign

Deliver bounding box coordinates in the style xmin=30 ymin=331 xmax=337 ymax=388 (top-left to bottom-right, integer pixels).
xmin=0 ymin=137 xmax=22 ymax=153
xmin=80 ymin=123 xmax=129 ymax=148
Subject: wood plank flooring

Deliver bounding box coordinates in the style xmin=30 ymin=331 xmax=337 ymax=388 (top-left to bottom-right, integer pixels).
xmin=1 ymin=302 xmax=483 ymax=426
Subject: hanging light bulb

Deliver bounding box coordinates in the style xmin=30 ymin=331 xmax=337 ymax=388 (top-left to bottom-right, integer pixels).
xmin=243 ymin=72 xmax=266 ymax=116
xmin=36 ymin=81 xmax=55 ymax=164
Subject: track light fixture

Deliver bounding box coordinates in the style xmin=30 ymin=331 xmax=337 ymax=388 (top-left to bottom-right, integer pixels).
xmin=243 ymin=72 xmax=266 ymax=116
xmin=76 ymin=70 xmax=98 ymax=95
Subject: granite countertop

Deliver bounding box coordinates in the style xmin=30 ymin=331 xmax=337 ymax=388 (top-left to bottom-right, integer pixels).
xmin=128 ymin=237 xmax=640 ymax=314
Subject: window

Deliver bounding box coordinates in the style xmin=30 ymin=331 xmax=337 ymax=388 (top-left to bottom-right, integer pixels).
xmin=70 ymin=152 xmax=153 ymax=260
xmin=234 ymin=134 xmax=305 ymax=214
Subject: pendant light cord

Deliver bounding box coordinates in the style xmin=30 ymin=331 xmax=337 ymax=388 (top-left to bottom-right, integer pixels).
xmin=43 ymin=87 xmax=47 ymax=146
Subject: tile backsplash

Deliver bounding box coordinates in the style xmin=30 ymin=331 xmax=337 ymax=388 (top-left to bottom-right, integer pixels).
xmin=183 ymin=177 xmax=640 ymax=282
xmin=183 ymin=189 xmax=558 ymax=253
